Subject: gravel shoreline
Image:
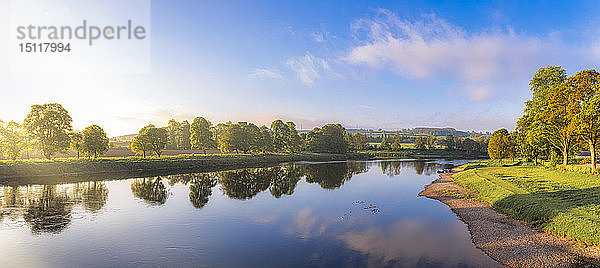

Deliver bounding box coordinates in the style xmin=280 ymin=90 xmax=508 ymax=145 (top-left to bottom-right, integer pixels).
xmin=419 ymin=172 xmax=600 ymax=268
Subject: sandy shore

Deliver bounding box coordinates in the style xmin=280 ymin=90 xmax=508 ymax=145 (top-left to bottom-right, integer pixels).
xmin=419 ymin=172 xmax=600 ymax=268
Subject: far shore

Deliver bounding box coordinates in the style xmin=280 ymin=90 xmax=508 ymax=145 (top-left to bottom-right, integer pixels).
xmin=419 ymin=172 xmax=600 ymax=267
xmin=0 ymin=153 xmax=371 ymax=185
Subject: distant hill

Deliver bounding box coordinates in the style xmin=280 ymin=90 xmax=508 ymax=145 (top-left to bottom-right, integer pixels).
xmin=349 ymin=127 xmax=488 ymax=138
xmin=110 ymin=134 xmax=136 ymax=142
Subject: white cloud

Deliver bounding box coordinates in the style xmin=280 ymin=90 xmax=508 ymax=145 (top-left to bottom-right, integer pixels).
xmin=247 ymin=68 xmax=282 ymax=79
xmin=344 ymin=10 xmax=557 ymax=100
xmin=287 ymin=52 xmax=344 ymax=86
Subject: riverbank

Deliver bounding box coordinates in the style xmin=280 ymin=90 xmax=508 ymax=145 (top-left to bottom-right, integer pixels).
xmin=365 ymin=149 xmax=488 ymax=159
xmin=0 ymin=153 xmax=371 ymax=185
xmin=419 ymin=163 xmax=600 ymax=267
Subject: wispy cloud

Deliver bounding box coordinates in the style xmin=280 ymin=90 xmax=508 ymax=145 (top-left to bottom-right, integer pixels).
xmin=343 ymin=9 xmax=562 ymax=100
xmin=287 ymin=52 xmax=344 ymax=86
xmin=247 ymin=68 xmax=282 ymax=79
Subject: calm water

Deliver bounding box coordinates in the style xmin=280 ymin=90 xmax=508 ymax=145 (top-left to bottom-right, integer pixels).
xmin=0 ymin=160 xmax=502 ymax=268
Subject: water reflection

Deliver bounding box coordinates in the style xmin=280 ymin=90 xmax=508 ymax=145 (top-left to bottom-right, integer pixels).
xmin=304 ymin=161 xmax=369 ymax=190
xmin=0 ymin=182 xmax=109 ymax=234
xmin=131 ymin=178 xmax=169 ymax=205
xmin=189 ymin=175 xmax=217 ymax=208
xmin=379 ymin=160 xmax=446 ymax=177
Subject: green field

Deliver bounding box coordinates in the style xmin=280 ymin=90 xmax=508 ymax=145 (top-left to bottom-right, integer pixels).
xmin=453 ymin=160 xmax=600 ymax=245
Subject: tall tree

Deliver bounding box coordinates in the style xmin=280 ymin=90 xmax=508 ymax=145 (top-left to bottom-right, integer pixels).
xmin=568 ymin=69 xmax=600 ymax=173
xmin=257 ymin=126 xmax=274 ymax=152
xmin=306 ymin=124 xmax=349 ymax=154
xmin=131 ymin=125 xmax=168 ymax=157
xmin=351 ymin=132 xmax=368 ymax=151
xmin=166 ymin=119 xmax=182 ymax=149
xmin=488 ymin=129 xmax=513 ymax=165
xmin=542 ymin=79 xmax=579 ymax=170
xmin=180 ymin=120 xmax=192 ymax=150
xmin=1 ymin=121 xmax=28 ymax=160
xmin=270 ymin=120 xmax=288 ymax=152
xmin=81 ymin=125 xmax=109 ymax=158
xmin=380 ymin=133 xmax=391 ymax=150
xmin=190 ymin=117 xmax=215 ymax=154
xmin=23 ymin=103 xmax=73 ymax=159
xmin=70 ymin=131 xmax=84 ymax=159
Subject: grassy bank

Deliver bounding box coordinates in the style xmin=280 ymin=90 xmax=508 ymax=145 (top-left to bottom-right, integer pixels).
xmin=0 ymin=153 xmax=371 ymax=184
xmin=365 ymin=149 xmax=488 ymax=159
xmin=452 ymin=160 xmax=600 ymax=246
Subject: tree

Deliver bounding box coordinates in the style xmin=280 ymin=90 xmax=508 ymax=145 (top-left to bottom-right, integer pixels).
xmin=130 ymin=125 xmax=168 ymax=157
xmin=488 ymin=129 xmax=513 ymax=165
xmin=257 ymin=126 xmax=274 ymax=152
xmin=271 ymin=120 xmax=288 ymax=152
xmin=23 ymin=103 xmax=73 ymax=159
xmin=380 ymin=133 xmax=391 ymax=150
xmin=70 ymin=131 xmax=84 ymax=159
xmin=351 ymin=132 xmax=368 ymax=151
xmin=166 ymin=119 xmax=182 ymax=149
xmin=568 ymin=69 xmax=600 ymax=173
xmin=180 ymin=120 xmax=191 ymax=150
xmin=391 ymin=136 xmax=403 ymax=151
xmin=1 ymin=121 xmax=28 ymax=160
xmin=444 ymin=134 xmax=455 ymax=150
xmin=270 ymin=120 xmax=302 ymax=153
xmin=541 ymin=76 xmax=579 ymax=170
xmin=305 ymin=124 xmax=349 ymax=154
xmin=81 ymin=125 xmax=109 ymax=158
xmin=190 ymin=117 xmax=215 ymax=154
xmin=426 ymin=134 xmax=437 ymax=149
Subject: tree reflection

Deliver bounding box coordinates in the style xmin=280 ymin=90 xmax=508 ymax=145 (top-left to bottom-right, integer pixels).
xmin=268 ymin=165 xmax=302 ymax=198
xmin=79 ymin=181 xmax=108 ymax=212
xmin=131 ymin=178 xmax=169 ymax=205
xmin=304 ymin=162 xmax=369 ymax=190
xmin=414 ymin=161 xmax=425 ymax=175
xmin=189 ymin=174 xmax=217 ymax=208
xmin=23 ymin=186 xmax=73 ymax=234
xmin=218 ymin=168 xmax=271 ymax=200
xmin=379 ymin=161 xmax=403 ymax=177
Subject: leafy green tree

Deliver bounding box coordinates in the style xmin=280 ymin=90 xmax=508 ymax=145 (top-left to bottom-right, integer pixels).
xmin=541 ymin=78 xmax=579 ymax=170
xmin=131 ymin=125 xmax=168 ymax=157
xmin=380 ymin=133 xmax=391 ymax=150
xmin=1 ymin=121 xmax=28 ymax=160
xmin=351 ymin=132 xmax=368 ymax=151
xmin=270 ymin=120 xmax=302 ymax=153
xmin=180 ymin=120 xmax=191 ymax=150
xmin=568 ymin=69 xmax=600 ymax=173
xmin=306 ymin=124 xmax=349 ymax=154
xmin=488 ymin=129 xmax=513 ymax=165
xmin=190 ymin=117 xmax=215 ymax=154
xmin=444 ymin=134 xmax=456 ymax=150
xmin=81 ymin=125 xmax=109 ymax=158
xmin=23 ymin=103 xmax=73 ymax=159
xmin=70 ymin=131 xmax=84 ymax=158
xmin=166 ymin=119 xmax=182 ymax=149
xmin=257 ymin=126 xmax=274 ymax=152
xmin=391 ymin=136 xmax=403 ymax=151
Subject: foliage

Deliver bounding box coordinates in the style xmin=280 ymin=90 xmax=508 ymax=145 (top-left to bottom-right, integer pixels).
xmin=414 ymin=137 xmax=426 ymax=150
xmin=487 ymin=129 xmax=515 ymax=164
xmin=70 ymin=132 xmax=84 ymax=158
xmin=306 ymin=124 xmax=349 ymax=154
xmin=270 ymin=120 xmax=302 ymax=153
xmin=81 ymin=125 xmax=109 ymax=158
xmin=190 ymin=117 xmax=215 ymax=154
xmin=0 ymin=121 xmax=28 ymax=160
xmin=131 ymin=125 xmax=168 ymax=157
xmin=23 ymin=103 xmax=73 ymax=159
xmin=569 ymin=70 xmax=600 ymax=173
xmin=350 ymin=132 xmax=368 ymax=151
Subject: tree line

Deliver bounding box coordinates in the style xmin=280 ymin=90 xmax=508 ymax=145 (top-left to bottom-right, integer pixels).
xmin=488 ymin=66 xmax=600 ymax=173
xmin=0 ymin=103 xmax=368 ymax=160
xmin=376 ymin=132 xmax=488 ymax=153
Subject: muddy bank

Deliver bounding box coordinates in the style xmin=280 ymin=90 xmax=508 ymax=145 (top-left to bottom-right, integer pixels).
xmin=419 ymin=173 xmax=600 ymax=268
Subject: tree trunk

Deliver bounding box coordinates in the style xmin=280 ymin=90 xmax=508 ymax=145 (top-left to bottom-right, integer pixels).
xmin=562 ymin=147 xmax=568 ymax=170
xmin=591 ymin=141 xmax=597 ymax=174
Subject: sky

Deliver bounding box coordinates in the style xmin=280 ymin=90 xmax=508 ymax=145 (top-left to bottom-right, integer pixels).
xmin=1 ymin=0 xmax=600 ymax=136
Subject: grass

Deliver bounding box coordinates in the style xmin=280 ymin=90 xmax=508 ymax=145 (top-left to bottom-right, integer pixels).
xmin=452 ymin=160 xmax=600 ymax=245
xmin=0 ymin=152 xmax=371 ymax=183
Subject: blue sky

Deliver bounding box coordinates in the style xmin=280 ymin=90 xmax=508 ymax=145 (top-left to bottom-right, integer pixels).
xmin=1 ymin=0 xmax=600 ymax=136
